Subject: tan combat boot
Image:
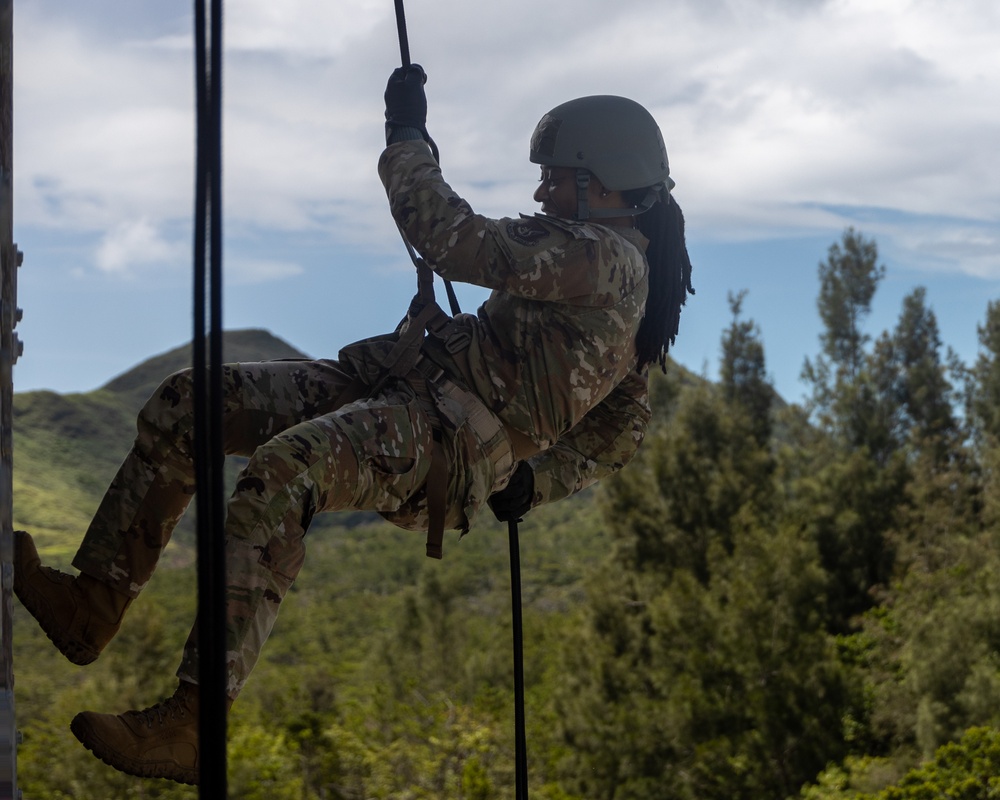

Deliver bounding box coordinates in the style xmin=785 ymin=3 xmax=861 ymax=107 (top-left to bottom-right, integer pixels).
xmin=13 ymin=530 xmax=132 ymax=665
xmin=71 ymin=681 xmax=222 ymax=785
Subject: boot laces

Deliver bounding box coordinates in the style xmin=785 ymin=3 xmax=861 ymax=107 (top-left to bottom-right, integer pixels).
xmin=132 ymin=695 xmax=189 ymax=730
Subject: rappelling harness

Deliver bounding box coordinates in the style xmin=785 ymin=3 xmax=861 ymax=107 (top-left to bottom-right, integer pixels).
xmin=340 ymin=256 xmax=517 ymax=561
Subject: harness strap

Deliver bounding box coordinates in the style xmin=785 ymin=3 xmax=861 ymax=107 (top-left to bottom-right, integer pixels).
xmin=334 ymin=282 xmax=451 ymax=409
xmin=380 ymin=300 xmax=443 ymax=380
xmin=333 ymin=262 xmax=459 ymax=560
xmin=424 ymin=430 xmax=448 ymax=559
xmin=413 ymin=356 xmax=516 ymax=559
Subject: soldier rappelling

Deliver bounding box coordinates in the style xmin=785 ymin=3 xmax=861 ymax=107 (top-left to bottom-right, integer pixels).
xmin=12 ymin=60 xmax=693 ymax=786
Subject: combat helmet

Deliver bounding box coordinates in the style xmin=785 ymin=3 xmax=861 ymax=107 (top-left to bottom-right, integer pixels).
xmin=529 ymin=95 xmax=674 ymax=220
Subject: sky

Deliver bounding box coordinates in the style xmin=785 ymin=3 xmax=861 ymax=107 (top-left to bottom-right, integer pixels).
xmin=8 ymin=0 xmax=1000 ymax=405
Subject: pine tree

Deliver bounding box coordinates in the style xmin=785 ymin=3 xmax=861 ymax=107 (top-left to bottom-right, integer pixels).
xmin=558 ymin=303 xmax=850 ymax=799
xmin=891 ymin=289 xmax=959 ymax=456
xmin=967 ymin=299 xmax=1000 ymax=445
xmin=803 ymin=228 xmax=890 ymax=450
xmin=721 ymin=290 xmax=773 ymax=446
xmin=796 ymin=229 xmax=906 ymax=629
xmin=814 ymin=228 xmax=884 ymax=383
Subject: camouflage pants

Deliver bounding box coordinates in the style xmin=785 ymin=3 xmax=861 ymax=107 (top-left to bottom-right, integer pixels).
xmin=72 ymin=359 xmax=435 ymax=697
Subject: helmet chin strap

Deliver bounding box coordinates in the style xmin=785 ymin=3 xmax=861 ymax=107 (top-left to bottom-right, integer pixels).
xmin=575 ymin=170 xmax=676 ymax=221
xmin=575 ymin=169 xmax=591 ymax=221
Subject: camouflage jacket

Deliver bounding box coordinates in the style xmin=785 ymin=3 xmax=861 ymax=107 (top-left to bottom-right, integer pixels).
xmin=377 ymin=140 xmax=652 ymax=509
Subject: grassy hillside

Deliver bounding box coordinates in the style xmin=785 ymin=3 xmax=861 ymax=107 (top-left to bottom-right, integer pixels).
xmin=11 ymin=329 xmax=311 ymax=563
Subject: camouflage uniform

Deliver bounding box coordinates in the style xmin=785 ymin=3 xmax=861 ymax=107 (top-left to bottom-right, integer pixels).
xmin=379 ymin=141 xmax=651 ymax=510
xmin=70 ymin=139 xmax=652 ymax=698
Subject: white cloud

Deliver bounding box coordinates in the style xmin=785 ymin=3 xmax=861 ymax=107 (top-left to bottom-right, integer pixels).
xmin=10 ymin=0 xmax=1000 ymax=400
xmin=15 ymin=16 xmax=192 ymax=231
xmin=94 ymin=218 xmax=180 ymax=275
xmin=223 ymin=0 xmax=387 ymax=55
xmin=11 ymin=0 xmax=1000 ymax=281
xmin=225 ymin=258 xmax=305 ymax=286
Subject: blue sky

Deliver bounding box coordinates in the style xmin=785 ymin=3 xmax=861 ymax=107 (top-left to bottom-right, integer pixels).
xmin=9 ymin=0 xmax=1000 ymax=405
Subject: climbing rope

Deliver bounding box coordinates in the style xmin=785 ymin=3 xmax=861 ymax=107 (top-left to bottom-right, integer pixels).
xmin=192 ymin=0 xmax=228 ymax=796
xmin=390 ymin=0 xmax=461 ymax=318
xmin=391 ymin=3 xmax=529 ymax=796
xmin=508 ymin=519 xmax=530 ymax=799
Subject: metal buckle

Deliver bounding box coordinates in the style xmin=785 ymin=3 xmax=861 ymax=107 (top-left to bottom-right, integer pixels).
xmin=416 ymin=357 xmax=445 ymax=384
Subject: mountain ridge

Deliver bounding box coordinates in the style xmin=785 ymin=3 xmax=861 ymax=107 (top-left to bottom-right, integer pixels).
xmin=99 ymin=327 xmax=309 ymax=412
xmin=12 ymin=328 xmax=313 ymax=561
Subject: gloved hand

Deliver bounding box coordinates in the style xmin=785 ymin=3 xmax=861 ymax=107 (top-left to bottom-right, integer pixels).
xmin=384 ymin=64 xmax=428 ymax=143
xmin=488 ymin=462 xmax=535 ymax=523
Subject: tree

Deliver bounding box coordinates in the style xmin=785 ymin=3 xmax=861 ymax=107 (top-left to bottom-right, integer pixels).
xmin=814 ymin=229 xmax=884 ymax=383
xmin=795 ymin=230 xmax=908 ymax=629
xmin=557 ymin=309 xmax=852 ymax=799
xmin=802 ymin=728 xmax=1000 ymax=799
xmin=721 ymin=290 xmax=773 ymax=446
xmin=860 ymin=727 xmax=1000 ymax=800
xmin=803 ymin=228 xmax=888 ymax=449
xmin=886 ymin=288 xmax=961 ymax=464
xmin=967 ymin=299 xmax=1000 ymax=445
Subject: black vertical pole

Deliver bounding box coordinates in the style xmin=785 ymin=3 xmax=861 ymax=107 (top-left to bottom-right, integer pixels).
xmin=193 ymin=0 xmax=226 ymax=796
xmin=0 ymin=3 xmax=22 ymax=797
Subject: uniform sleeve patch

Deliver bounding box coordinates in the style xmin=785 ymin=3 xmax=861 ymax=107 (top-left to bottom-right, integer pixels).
xmin=505 ymin=219 xmax=551 ymax=247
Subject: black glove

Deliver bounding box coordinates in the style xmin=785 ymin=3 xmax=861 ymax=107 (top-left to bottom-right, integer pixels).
xmin=384 ymin=64 xmax=428 ymax=141
xmin=488 ymin=462 xmax=535 ymax=523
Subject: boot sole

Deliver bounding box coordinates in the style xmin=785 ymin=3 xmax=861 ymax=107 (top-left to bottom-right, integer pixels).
xmin=14 ymin=589 xmax=100 ymax=666
xmin=12 ymin=531 xmax=100 ymax=666
xmin=70 ymin=713 xmax=199 ymax=786
xmin=14 ymin=531 xmax=101 ymax=667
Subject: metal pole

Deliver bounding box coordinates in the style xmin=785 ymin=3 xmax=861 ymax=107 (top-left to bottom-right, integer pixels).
xmin=0 ymin=1 xmax=22 ymax=796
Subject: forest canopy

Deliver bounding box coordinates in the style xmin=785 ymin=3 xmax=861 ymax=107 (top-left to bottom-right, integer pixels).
xmin=13 ymin=228 xmax=1000 ymax=799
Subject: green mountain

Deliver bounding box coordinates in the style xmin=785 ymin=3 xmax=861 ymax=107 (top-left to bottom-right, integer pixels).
xmin=11 ymin=329 xmax=311 ymax=563
xmin=100 ymin=327 xmax=309 ymax=413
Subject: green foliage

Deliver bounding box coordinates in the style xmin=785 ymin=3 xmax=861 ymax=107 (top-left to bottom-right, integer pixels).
xmin=858 ymin=532 xmax=1000 ymax=759
xmin=967 ymin=300 xmax=1000 ymax=446
xmin=619 ymin=377 xmax=775 ymax=584
xmin=11 ymin=239 xmax=1000 ymax=800
xmin=857 ymin=727 xmax=1000 ymax=799
xmin=804 ymin=229 xmax=889 ymax=450
xmin=813 ymin=228 xmax=885 ymax=380
xmin=557 ymin=307 xmax=854 ymax=799
xmin=801 ymin=756 xmax=908 ymax=799
xmin=890 ymin=288 xmax=957 ymax=450
xmin=794 ymin=234 xmax=968 ymax=630
xmin=721 ymin=289 xmax=773 ymax=445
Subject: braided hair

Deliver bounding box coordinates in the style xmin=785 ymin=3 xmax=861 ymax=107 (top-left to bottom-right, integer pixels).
xmin=623 ymin=189 xmax=694 ymax=372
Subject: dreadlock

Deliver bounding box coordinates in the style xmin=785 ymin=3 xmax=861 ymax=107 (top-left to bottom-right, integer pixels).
xmin=624 ymin=188 xmax=694 ymax=372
